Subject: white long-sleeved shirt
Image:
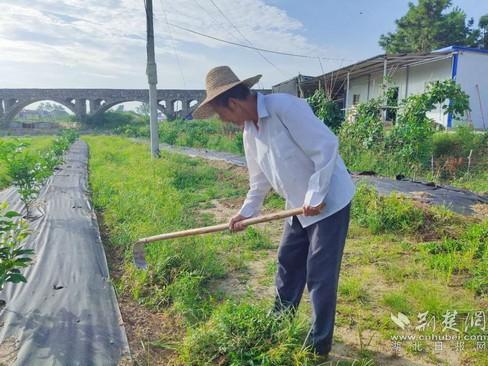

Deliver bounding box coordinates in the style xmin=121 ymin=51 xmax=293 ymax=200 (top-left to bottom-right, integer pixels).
xmin=238 ymin=92 xmax=356 ymax=228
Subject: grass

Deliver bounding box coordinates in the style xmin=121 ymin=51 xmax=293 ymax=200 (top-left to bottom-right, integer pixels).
xmin=0 ymin=136 xmax=55 ymax=189
xmin=85 ymin=136 xmax=242 ymax=319
xmin=92 ymin=111 xmax=245 ymax=155
xmin=419 ymin=220 xmax=488 ymax=295
xmin=351 ymin=184 xmax=425 ymax=234
xmin=334 ymin=219 xmax=486 ymax=365
xmin=84 ymin=135 xmax=487 ymax=365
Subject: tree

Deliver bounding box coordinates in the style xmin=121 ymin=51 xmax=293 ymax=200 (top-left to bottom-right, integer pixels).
xmin=379 ymin=0 xmax=481 ymax=53
xmin=135 ymin=102 xmax=150 ymax=116
xmin=37 ymin=102 xmax=52 ymax=112
xmin=479 ymin=14 xmax=488 ymax=49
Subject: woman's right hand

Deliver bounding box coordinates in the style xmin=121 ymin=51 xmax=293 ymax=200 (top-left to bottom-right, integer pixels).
xmin=228 ymin=213 xmax=249 ymax=232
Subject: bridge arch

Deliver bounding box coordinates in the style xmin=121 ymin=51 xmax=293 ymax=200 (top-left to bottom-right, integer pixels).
xmin=4 ymin=99 xmax=76 ymax=124
xmin=91 ymin=99 xmax=166 ymax=118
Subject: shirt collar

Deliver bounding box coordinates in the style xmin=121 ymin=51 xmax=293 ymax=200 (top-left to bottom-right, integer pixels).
xmin=256 ymin=92 xmax=269 ymax=120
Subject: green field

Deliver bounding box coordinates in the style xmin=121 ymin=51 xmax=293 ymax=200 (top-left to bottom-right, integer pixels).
xmin=84 ymin=135 xmax=487 ymax=366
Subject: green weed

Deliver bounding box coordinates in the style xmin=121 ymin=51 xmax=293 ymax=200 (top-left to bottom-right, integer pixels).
xmin=180 ymin=300 xmax=314 ymax=366
xmin=339 ymin=276 xmax=370 ymax=304
xmin=420 ymin=220 xmax=488 ymax=295
xmin=351 ymin=183 xmax=424 ymax=234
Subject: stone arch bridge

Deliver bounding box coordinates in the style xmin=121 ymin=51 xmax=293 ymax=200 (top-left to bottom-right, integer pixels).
xmin=0 ymin=89 xmax=207 ymax=125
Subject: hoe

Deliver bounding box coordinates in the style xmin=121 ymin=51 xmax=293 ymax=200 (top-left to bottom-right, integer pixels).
xmin=133 ymin=207 xmax=303 ymax=269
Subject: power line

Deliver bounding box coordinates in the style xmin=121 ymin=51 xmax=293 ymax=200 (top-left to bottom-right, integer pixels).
xmin=191 ymin=0 xmax=245 ymax=45
xmin=166 ymin=21 xmax=354 ymax=63
xmin=192 ymin=0 xmax=285 ymax=79
xmin=159 ymin=0 xmax=187 ymax=88
xmin=317 ymin=56 xmax=325 ymax=75
xmin=207 ymin=0 xmax=285 ymax=76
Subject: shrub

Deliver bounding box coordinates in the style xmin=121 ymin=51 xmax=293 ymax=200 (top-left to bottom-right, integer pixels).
xmin=86 ymin=111 xmax=147 ymax=129
xmin=233 ymin=131 xmax=244 ymax=155
xmin=4 ymin=152 xmax=46 ymax=209
xmin=432 ymin=131 xmax=464 ymax=158
xmin=439 ymin=126 xmax=487 ymax=160
xmin=159 ymin=123 xmax=178 ymax=145
xmin=431 ymin=126 xmax=487 ymax=179
xmin=307 ymin=88 xmax=343 ymax=131
xmin=0 ymin=203 xmax=33 ymax=291
xmin=386 ymin=80 xmax=471 ymax=168
xmin=111 ymin=117 xmax=245 ymax=154
xmin=340 ymin=97 xmax=384 ymax=150
xmin=338 ymin=80 xmax=474 ymax=179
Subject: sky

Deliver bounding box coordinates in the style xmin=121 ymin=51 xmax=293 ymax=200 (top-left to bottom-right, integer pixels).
xmin=1 ymin=0 xmax=487 ymax=91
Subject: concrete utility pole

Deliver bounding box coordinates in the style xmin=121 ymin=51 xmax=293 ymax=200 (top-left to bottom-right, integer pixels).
xmin=145 ymin=0 xmax=160 ymax=157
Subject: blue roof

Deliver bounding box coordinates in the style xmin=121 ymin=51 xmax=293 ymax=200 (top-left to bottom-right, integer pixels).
xmin=434 ymin=46 xmax=488 ymax=55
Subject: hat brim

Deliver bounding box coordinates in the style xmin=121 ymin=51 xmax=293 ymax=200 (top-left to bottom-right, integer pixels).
xmin=192 ymin=74 xmax=262 ymax=120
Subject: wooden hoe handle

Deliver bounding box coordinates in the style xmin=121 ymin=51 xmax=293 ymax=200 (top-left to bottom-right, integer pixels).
xmin=133 ymin=207 xmax=304 ymax=269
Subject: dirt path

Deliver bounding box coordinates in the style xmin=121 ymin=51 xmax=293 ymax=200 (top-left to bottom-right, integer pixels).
xmin=100 ymin=219 xmax=184 ymax=366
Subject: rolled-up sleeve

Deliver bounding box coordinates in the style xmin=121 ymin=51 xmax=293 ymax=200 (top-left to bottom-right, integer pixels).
xmin=238 ymin=132 xmax=272 ymax=218
xmin=277 ymin=97 xmax=338 ymax=207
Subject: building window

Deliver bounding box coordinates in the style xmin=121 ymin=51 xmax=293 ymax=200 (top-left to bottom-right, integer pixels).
xmin=386 ymin=87 xmax=399 ymax=122
xmin=353 ymin=94 xmax=360 ymax=105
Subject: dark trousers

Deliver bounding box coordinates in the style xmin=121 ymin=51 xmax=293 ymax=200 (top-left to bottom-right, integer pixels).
xmin=273 ymin=202 xmax=351 ymax=354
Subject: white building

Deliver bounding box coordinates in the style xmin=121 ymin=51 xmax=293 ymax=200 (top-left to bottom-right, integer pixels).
xmin=272 ymin=46 xmax=488 ymax=130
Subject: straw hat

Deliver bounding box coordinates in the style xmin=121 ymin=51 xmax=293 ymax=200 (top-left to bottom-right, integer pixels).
xmin=192 ymin=66 xmax=262 ymax=119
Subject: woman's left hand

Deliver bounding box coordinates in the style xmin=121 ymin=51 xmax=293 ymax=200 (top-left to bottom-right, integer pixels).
xmin=303 ymin=202 xmax=325 ymax=216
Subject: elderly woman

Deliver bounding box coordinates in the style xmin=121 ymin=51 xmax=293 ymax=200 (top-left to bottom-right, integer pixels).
xmin=193 ymin=66 xmax=355 ymax=358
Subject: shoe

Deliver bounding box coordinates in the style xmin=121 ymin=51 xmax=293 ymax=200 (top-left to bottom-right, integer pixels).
xmin=266 ymin=308 xmax=279 ymax=317
xmin=266 ymin=306 xmax=296 ymax=322
xmin=267 ymin=297 xmax=298 ymax=319
xmin=315 ymin=352 xmax=330 ymax=363
xmin=305 ymin=340 xmax=331 ymax=357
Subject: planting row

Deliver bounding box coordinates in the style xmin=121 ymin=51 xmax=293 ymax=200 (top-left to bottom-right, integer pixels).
xmin=0 ymin=130 xmax=78 ymax=215
xmin=0 ymin=131 xmax=78 ymax=296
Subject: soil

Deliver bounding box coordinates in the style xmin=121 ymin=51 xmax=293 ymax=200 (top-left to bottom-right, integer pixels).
xmin=472 ymin=203 xmax=488 ymax=219
xmin=0 ymin=337 xmax=19 ymax=365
